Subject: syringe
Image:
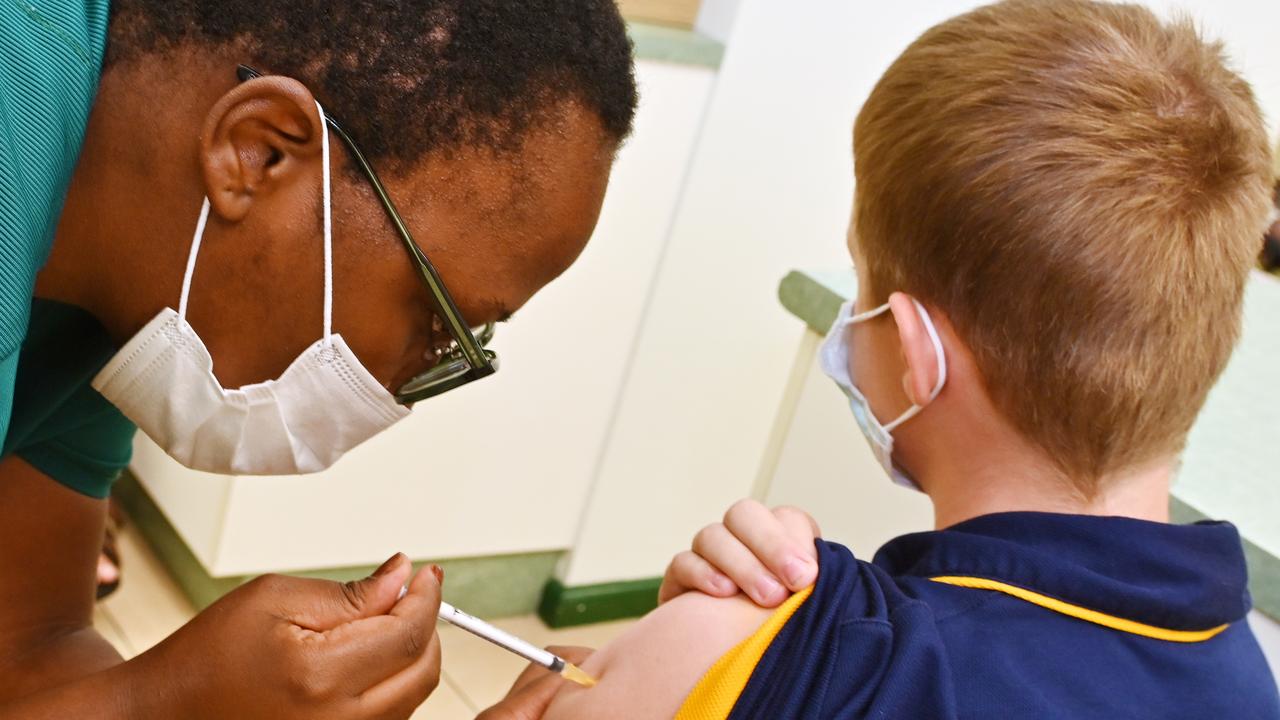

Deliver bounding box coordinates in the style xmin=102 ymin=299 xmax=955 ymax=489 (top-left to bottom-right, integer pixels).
xmin=438 ymin=602 xmax=597 ymax=687
xmin=399 ymin=586 xmax=597 ymax=687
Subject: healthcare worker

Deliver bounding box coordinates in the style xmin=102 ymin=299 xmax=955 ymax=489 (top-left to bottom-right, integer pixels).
xmin=0 ymin=1 xmax=643 ymax=717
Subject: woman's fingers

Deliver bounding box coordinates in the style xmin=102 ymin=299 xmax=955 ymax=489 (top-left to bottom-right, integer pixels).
xmin=477 ymin=672 xmax=562 ymax=720
xmin=478 ymin=647 xmax=596 ymax=720
xmin=504 ymin=645 xmax=595 ymax=697
xmin=358 ymin=629 xmax=442 ymax=719
xmin=320 ymin=565 xmax=442 ymax=695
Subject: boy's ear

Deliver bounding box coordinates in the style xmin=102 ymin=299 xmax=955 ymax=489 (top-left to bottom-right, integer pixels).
xmin=888 ymin=292 xmax=943 ymax=407
xmin=199 ymin=75 xmax=323 ymax=223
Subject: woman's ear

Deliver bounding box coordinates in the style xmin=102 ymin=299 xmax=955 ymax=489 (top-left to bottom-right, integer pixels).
xmin=888 ymin=291 xmax=943 ymax=407
xmin=199 ymin=75 xmax=322 ymax=222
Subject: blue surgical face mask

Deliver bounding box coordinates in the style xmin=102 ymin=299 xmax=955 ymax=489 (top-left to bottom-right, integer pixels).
xmin=818 ymin=298 xmax=947 ymax=491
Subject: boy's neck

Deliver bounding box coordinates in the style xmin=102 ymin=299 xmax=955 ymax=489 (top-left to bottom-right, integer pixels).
xmin=925 ymin=454 xmax=1173 ymax=530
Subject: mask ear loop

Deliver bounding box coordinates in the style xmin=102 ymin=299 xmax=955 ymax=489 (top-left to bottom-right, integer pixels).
xmin=176 ymin=199 xmax=212 ymax=323
xmin=915 ymin=299 xmax=948 ymax=398
xmin=849 ymin=301 xmax=892 ymax=325
xmin=177 ymin=102 xmax=333 ymax=339
xmin=881 ymin=299 xmax=948 ymax=433
xmin=316 ymin=101 xmax=334 ymax=347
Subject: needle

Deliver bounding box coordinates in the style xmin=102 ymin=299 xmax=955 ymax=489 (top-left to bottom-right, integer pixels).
xmin=398 ymin=587 xmax=597 ymax=687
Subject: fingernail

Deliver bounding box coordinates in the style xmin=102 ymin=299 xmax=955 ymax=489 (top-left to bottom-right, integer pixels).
xmin=430 ymin=564 xmax=444 ymax=584
xmin=783 ymin=557 xmax=815 ymax=588
xmin=755 ymin=576 xmax=785 ymax=604
xmin=374 ymin=553 xmax=404 ymax=578
xmin=712 ymin=575 xmax=736 ymax=595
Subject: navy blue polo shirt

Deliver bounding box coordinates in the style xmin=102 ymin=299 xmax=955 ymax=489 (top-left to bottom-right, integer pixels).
xmin=723 ymin=512 xmax=1280 ymax=719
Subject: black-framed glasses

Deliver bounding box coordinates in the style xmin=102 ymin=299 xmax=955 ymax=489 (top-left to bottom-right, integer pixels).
xmin=236 ymin=65 xmax=498 ymax=404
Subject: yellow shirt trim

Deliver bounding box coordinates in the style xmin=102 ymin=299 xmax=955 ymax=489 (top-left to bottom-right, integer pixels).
xmin=674 ymin=587 xmax=814 ymax=720
xmin=929 ymin=576 xmax=1229 ymax=643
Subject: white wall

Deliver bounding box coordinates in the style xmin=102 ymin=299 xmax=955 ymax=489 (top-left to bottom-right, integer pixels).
xmin=560 ymin=0 xmax=1280 ymax=587
xmin=695 ymin=0 xmax=742 ymax=44
xmin=762 ymin=336 xmax=933 ymax=562
xmin=564 ymin=0 xmax=864 ymax=586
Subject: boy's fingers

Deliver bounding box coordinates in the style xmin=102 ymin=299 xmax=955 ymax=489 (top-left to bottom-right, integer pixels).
xmin=358 ymin=630 xmax=442 ymax=719
xmin=774 ymin=506 xmax=821 ymax=586
xmin=774 ymin=505 xmax=822 ymax=544
xmin=692 ymin=522 xmax=787 ymax=607
xmin=660 ymin=551 xmax=736 ymax=604
xmin=724 ymin=500 xmax=817 ymax=592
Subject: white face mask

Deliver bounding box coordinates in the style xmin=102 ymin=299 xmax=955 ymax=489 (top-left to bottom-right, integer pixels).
xmin=818 ymin=297 xmax=947 ymax=491
xmin=92 ymin=101 xmax=410 ymax=475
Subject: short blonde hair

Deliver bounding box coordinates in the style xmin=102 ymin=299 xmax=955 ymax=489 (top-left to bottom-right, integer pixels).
xmin=853 ymin=0 xmax=1273 ymax=492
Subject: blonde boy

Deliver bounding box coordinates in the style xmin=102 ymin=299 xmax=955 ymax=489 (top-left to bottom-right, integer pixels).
xmin=526 ymin=2 xmax=1280 ymax=718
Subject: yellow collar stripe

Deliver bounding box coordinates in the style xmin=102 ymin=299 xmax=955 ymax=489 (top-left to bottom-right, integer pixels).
xmin=675 ymin=586 xmax=814 ymax=720
xmin=929 ymin=576 xmax=1229 ymax=643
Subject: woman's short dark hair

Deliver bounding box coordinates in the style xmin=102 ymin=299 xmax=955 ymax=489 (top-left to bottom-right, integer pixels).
xmin=108 ymin=0 xmax=638 ymax=168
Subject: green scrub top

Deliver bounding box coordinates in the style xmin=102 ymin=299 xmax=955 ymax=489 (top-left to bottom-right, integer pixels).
xmin=1 ymin=0 xmax=135 ymax=498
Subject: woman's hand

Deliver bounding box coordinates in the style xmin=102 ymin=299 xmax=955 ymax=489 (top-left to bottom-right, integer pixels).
xmin=476 ymin=647 xmax=594 ymax=720
xmin=139 ymin=553 xmax=441 ymax=720
xmin=659 ymin=499 xmax=821 ymax=607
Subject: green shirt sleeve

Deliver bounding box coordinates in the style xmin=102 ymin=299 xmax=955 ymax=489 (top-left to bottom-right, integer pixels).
xmin=0 ymin=349 xmax=16 ymax=445
xmin=0 ymin=0 xmax=111 ymax=443
xmin=2 ymin=299 xmax=134 ymax=498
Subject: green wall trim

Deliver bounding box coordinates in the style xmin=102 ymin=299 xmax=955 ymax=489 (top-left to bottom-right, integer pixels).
xmin=113 ymin=471 xmax=245 ymax=608
xmin=628 ymin=21 xmax=724 ymax=69
xmin=115 ymin=471 xmax=564 ymax=618
xmin=538 ymin=577 xmax=663 ymax=628
xmin=778 ymin=269 xmax=857 ymax=335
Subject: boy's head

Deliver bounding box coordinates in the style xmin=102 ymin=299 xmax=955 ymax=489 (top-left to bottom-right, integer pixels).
xmin=847 ymin=0 xmax=1273 ymax=495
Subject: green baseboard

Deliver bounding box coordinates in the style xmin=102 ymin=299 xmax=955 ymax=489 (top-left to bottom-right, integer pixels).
xmin=113 ymin=471 xmax=245 ymax=608
xmin=114 ymin=470 xmax=563 ymax=618
xmin=538 ymin=577 xmax=663 ymax=628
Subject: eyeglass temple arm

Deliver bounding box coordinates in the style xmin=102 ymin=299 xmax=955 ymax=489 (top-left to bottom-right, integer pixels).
xmin=235 ymin=65 xmax=490 ymax=370
xmin=324 ymin=121 xmax=491 ymax=369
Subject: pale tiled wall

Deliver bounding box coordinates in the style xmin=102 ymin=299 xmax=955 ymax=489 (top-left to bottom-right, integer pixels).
xmin=562 ymin=0 xmax=862 ymax=587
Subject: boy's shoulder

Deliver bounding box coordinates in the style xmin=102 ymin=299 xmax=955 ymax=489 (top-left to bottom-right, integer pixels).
xmin=545 ymin=516 xmax=1277 ymax=720
xmin=728 ymin=517 xmax=1276 ymax=719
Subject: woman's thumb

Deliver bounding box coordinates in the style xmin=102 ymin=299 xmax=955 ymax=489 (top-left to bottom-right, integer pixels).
xmin=308 ymin=552 xmax=412 ymax=629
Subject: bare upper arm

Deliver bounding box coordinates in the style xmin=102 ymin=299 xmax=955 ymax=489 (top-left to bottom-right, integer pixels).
xmin=0 ymin=455 xmax=119 ymax=699
xmin=542 ymin=592 xmax=776 ymax=720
